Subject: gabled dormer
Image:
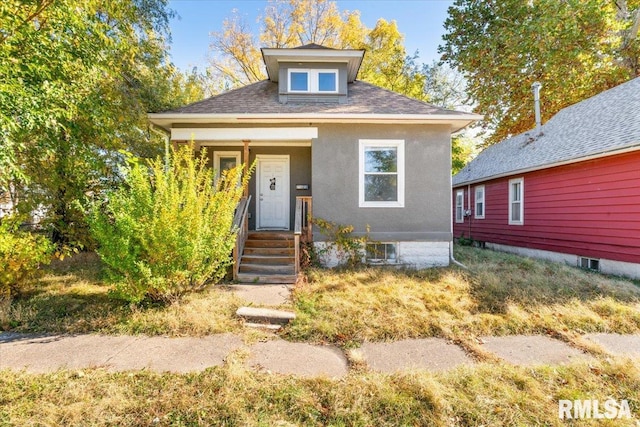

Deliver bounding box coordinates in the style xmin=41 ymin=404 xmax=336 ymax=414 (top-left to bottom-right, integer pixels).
xmin=261 ymin=43 xmax=365 ymax=104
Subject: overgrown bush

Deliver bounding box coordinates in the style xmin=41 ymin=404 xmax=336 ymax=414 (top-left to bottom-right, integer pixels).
xmin=312 ymin=217 xmax=369 ymax=268
xmin=88 ymin=146 xmax=250 ymax=303
xmin=0 ymin=216 xmax=54 ymax=299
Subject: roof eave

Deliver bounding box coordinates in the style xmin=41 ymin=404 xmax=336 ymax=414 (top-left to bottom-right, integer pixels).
xmin=261 ymin=48 xmax=366 ymax=82
xmin=453 ymin=142 xmax=640 ymax=187
xmin=148 ymin=112 xmax=483 ymax=132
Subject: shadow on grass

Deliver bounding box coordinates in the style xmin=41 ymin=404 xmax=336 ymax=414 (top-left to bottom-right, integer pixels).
xmin=455 ymin=246 xmax=640 ymax=314
xmin=3 ymin=287 xmax=133 ymax=334
xmin=1 ymin=252 xmax=135 ymax=334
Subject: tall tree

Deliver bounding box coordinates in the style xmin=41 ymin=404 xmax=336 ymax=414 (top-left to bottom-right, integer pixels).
xmin=207 ymin=0 xmax=479 ymax=171
xmin=208 ymin=0 xmax=425 ymax=98
xmin=420 ymin=61 xmax=480 ymax=174
xmin=0 ymin=0 xmax=198 ymax=246
xmin=440 ymin=0 xmax=640 ymax=143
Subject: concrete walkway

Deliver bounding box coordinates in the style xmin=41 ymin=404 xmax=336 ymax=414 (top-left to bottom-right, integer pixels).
xmin=2 ymin=286 xmax=639 ymax=377
xmin=2 ymin=331 xmax=639 ymax=377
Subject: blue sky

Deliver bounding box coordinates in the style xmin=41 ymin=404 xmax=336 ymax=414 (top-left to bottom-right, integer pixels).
xmin=167 ymin=0 xmax=455 ymax=72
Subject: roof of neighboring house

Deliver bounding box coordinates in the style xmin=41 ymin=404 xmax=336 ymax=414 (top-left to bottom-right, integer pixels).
xmin=149 ymin=80 xmax=481 ymax=131
xmin=453 ymin=77 xmax=640 ymax=186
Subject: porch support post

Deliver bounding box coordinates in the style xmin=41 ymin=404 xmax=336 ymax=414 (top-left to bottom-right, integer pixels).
xmin=243 ymin=140 xmax=250 ymax=197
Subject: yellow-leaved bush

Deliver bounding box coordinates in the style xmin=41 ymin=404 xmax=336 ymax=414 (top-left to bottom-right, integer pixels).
xmin=88 ymin=145 xmax=251 ymax=303
xmin=0 ymin=216 xmax=53 ymax=300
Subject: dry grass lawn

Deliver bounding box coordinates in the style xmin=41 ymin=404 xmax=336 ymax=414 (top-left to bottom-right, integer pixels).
xmin=1 ymin=358 xmax=638 ymax=426
xmin=0 ymin=252 xmax=246 ymax=337
xmin=287 ymin=246 xmax=640 ymax=354
xmin=1 ymin=246 xmax=640 ymax=425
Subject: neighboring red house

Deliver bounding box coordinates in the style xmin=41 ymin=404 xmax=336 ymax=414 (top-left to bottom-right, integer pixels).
xmin=452 ymin=77 xmax=640 ymax=279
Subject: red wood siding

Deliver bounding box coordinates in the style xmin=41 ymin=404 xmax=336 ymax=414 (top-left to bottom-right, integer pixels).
xmin=453 ymin=150 xmax=640 ymax=263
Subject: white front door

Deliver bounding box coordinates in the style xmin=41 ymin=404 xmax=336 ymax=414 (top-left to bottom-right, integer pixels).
xmin=257 ymin=155 xmax=290 ymax=230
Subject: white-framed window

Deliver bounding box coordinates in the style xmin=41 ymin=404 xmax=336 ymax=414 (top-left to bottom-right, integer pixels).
xmin=475 ymin=185 xmax=485 ymax=219
xmin=213 ymin=151 xmax=241 ymax=181
xmin=366 ymin=243 xmax=398 ymax=264
xmin=508 ymin=177 xmax=524 ymax=225
xmin=288 ymin=68 xmax=338 ymax=93
xmin=455 ymin=189 xmax=464 ymax=223
xmin=359 ymin=139 xmax=405 ymax=208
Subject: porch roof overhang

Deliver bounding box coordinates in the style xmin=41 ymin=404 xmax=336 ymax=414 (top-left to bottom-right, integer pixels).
xmin=170 ymin=127 xmax=318 ymax=142
xmin=148 ymin=113 xmax=483 ymax=134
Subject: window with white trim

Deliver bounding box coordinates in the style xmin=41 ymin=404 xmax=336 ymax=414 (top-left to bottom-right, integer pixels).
xmin=475 ymin=185 xmax=485 ymax=219
xmin=455 ymin=189 xmax=464 ymax=223
xmin=288 ymin=69 xmax=338 ymax=93
xmin=359 ymin=139 xmax=405 ymax=208
xmin=366 ymin=243 xmax=398 ymax=264
xmin=213 ymin=151 xmax=241 ymax=182
xmin=508 ymin=178 xmax=524 ymax=225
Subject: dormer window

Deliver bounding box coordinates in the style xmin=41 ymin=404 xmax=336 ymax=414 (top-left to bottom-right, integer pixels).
xmin=288 ymin=69 xmax=338 ymax=93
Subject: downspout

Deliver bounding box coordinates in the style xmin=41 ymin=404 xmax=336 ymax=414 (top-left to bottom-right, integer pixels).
xmin=149 ymin=123 xmax=171 ymax=171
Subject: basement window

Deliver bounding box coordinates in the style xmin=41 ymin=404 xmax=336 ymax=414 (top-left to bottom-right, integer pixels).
xmin=366 ymin=243 xmax=398 ymax=264
xmin=579 ymin=257 xmax=600 ymax=271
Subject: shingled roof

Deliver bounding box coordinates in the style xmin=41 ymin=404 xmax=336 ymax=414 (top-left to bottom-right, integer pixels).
xmin=161 ymin=79 xmax=469 ymax=116
xmin=453 ymin=77 xmax=640 ymax=186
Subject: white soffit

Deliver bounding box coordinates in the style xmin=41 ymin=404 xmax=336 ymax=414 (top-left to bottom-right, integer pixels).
xmin=171 ymin=127 xmax=318 ymax=141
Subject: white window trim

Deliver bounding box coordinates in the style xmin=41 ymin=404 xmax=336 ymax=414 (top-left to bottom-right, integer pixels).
xmin=455 ymin=189 xmax=464 ymax=223
xmin=359 ymin=139 xmax=405 ymax=208
xmin=213 ymin=151 xmax=241 ymax=180
xmin=474 ymin=185 xmax=485 ymax=219
xmin=288 ymin=68 xmax=339 ymax=93
xmin=508 ymin=177 xmax=524 ymax=225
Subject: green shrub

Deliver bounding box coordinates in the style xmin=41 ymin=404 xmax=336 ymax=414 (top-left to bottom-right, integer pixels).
xmin=88 ymin=146 xmax=250 ymax=303
xmin=312 ymin=217 xmax=369 ymax=268
xmin=0 ymin=216 xmax=54 ymax=299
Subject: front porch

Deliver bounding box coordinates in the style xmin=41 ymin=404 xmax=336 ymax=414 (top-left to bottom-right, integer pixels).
xmin=232 ymin=196 xmax=312 ymax=284
xmin=171 ymin=126 xmax=316 ymax=284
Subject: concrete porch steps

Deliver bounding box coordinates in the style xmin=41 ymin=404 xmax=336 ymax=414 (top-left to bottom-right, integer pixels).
xmin=238 ymin=231 xmax=297 ymax=284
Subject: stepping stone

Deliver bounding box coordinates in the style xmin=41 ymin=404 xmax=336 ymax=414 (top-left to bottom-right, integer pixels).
xmin=236 ymin=306 xmax=295 ymax=325
xmin=244 ymin=322 xmax=282 ymax=331
xmin=583 ymin=333 xmax=640 ymax=358
xmin=479 ymin=335 xmax=592 ymax=366
xmin=226 ymin=284 xmax=292 ymax=306
xmin=247 ymin=339 xmax=348 ymax=378
xmin=359 ymin=338 xmax=474 ymax=373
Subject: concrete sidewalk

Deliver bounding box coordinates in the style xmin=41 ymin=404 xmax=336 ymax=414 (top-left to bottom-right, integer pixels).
xmin=3 ymin=285 xmax=639 ymax=377
xmin=2 ymin=331 xmax=639 ymax=377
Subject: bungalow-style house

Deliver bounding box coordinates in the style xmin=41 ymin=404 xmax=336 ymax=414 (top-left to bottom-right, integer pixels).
xmin=149 ymin=44 xmax=480 ymax=283
xmin=453 ymin=77 xmax=640 ymax=279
